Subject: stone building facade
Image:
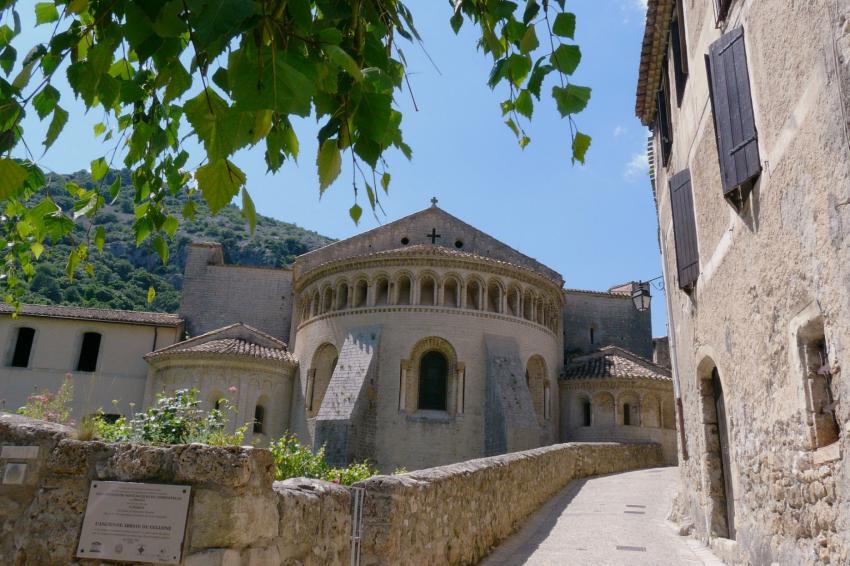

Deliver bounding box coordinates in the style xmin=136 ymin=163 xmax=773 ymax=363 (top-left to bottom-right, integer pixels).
xmin=1 ymin=203 xmax=668 ymax=472
xmin=0 ymin=304 xmax=182 ymax=418
xmin=637 ymin=0 xmax=850 ymax=563
xmin=559 ymin=346 xmax=678 ymax=464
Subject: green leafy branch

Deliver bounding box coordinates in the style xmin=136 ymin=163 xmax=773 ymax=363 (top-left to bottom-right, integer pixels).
xmin=0 ymin=0 xmax=591 ymax=310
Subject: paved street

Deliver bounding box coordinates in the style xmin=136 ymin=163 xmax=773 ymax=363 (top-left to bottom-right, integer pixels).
xmin=482 ymin=467 xmax=724 ymax=566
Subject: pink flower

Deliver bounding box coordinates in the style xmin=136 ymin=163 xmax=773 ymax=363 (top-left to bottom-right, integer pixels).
xmin=332 ymin=478 xmax=340 ymax=484
xmin=64 ymin=373 xmax=73 ymax=381
xmin=227 ymin=386 xmax=238 ymax=393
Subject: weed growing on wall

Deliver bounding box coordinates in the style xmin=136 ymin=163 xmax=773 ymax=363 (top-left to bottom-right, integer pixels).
xmin=270 ymin=433 xmax=378 ymax=485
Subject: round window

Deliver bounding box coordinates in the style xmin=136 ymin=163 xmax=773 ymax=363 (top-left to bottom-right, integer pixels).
xmin=401 ymin=237 xmax=410 ymax=245
xmin=454 ymin=240 xmax=464 ymax=249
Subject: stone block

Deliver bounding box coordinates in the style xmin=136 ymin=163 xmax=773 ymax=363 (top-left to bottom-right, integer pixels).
xmin=188 ymin=489 xmax=278 ymax=550
xmin=175 ymin=444 xmax=274 ymax=489
xmin=185 ymin=548 xmax=241 ymax=566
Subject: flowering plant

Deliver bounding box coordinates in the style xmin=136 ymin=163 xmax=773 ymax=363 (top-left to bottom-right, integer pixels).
xmin=17 ymin=375 xmax=74 ymax=425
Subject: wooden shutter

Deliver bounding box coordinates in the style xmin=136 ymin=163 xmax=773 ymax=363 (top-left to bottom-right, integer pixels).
xmin=708 ymin=27 xmax=761 ymax=198
xmin=670 ymin=1 xmax=688 ymax=104
xmin=669 ymin=169 xmax=699 ymax=290
xmin=714 ymin=0 xmax=732 ymax=23
xmin=656 ymin=65 xmax=673 ymax=165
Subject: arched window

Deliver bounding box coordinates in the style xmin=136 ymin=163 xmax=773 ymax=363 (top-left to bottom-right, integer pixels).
xmin=526 ymin=355 xmax=547 ymax=422
xmin=418 ymin=351 xmax=448 ymax=411
xmin=375 ymin=277 xmax=389 ymax=306
xmin=322 ymin=287 xmax=333 ymax=313
xmin=443 ymin=277 xmax=459 ymax=307
xmin=523 ymin=292 xmax=534 ymax=320
xmin=623 ymin=403 xmax=632 ymax=426
xmin=76 ymin=332 xmax=102 ymax=372
xmin=311 ymin=291 xmax=320 ymax=317
xmin=419 ymin=275 xmax=436 ymax=305
xmin=307 ymin=344 xmax=338 ymax=417
xmin=335 ymin=281 xmax=349 ymax=310
xmin=466 ymin=280 xmax=481 ymax=310
xmin=582 ymin=399 xmax=592 ymax=427
xmin=396 ymin=275 xmax=412 ymax=305
xmin=487 ymin=281 xmax=502 ymax=313
xmin=253 ymin=404 xmax=266 ymax=434
xmin=507 ymin=286 xmax=520 ymax=316
xmin=353 ymin=279 xmax=368 ymax=308
xmin=10 ymin=327 xmax=35 ymax=368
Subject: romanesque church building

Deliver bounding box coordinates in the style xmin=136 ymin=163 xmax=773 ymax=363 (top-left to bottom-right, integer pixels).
xmin=1 ymin=202 xmax=676 ymax=471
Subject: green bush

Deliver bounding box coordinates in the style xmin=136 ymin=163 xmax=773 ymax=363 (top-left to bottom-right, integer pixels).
xmin=269 ymin=433 xmax=378 ymax=485
xmin=89 ymin=389 xmax=247 ymax=446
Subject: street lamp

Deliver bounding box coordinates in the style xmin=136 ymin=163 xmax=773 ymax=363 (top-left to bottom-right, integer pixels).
xmin=631 ymin=281 xmax=652 ymax=312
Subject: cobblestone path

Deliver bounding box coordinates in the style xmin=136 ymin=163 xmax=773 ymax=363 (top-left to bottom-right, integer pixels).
xmin=481 ymin=467 xmax=724 ymax=566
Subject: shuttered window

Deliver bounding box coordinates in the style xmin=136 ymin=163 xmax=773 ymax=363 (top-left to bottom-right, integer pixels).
xmin=670 ymin=0 xmax=688 ymax=104
xmin=713 ymin=0 xmax=732 ymax=23
xmin=656 ymin=63 xmax=673 ymax=166
xmin=669 ymin=169 xmax=699 ymax=290
xmin=707 ymin=27 xmax=761 ymax=202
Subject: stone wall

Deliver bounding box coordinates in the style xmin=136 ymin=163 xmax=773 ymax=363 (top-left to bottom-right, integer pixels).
xmin=562 ymin=290 xmax=652 ymax=359
xmin=643 ymin=0 xmax=850 ymax=564
xmin=355 ymin=442 xmax=662 ymax=565
xmin=179 ymin=243 xmax=294 ymax=343
xmin=0 ymin=414 xmax=662 ymax=566
xmin=0 ymin=414 xmax=350 ymax=566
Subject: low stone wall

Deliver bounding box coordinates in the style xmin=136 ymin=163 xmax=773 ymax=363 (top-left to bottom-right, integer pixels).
xmin=0 ymin=414 xmax=662 ymax=565
xmin=355 ymin=441 xmax=662 ymax=565
xmin=0 ymin=414 xmax=351 ymax=566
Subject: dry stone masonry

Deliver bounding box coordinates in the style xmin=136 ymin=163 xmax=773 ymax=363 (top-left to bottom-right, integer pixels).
xmin=0 ymin=414 xmax=661 ymax=565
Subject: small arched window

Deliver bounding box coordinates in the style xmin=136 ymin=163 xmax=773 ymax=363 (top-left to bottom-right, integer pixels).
xmin=582 ymin=399 xmax=592 ymax=427
xmin=76 ymin=332 xmax=102 ymax=372
xmin=354 ymin=279 xmax=368 ymax=308
xmin=623 ymin=403 xmax=632 ymax=426
xmin=253 ymin=404 xmax=266 ymax=434
xmin=397 ymin=275 xmax=412 ymax=305
xmin=375 ymin=277 xmax=389 ymax=306
xmin=418 ymin=351 xmax=448 ymax=411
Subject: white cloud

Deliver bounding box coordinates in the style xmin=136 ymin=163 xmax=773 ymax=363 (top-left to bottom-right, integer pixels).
xmin=613 ymin=125 xmax=626 ymax=139
xmin=623 ymin=152 xmax=650 ymax=181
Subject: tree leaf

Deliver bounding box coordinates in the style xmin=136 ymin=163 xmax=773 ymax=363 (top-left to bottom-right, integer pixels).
xmin=349 ymin=203 xmax=362 ymax=225
xmin=241 ymin=187 xmax=256 ymax=234
xmin=32 ymin=85 xmax=59 ymax=119
xmin=94 ymin=226 xmax=105 ymax=252
xmin=90 ymin=157 xmax=108 ymax=182
xmin=147 ymin=285 xmax=156 ymax=304
xmin=519 ymin=26 xmax=539 ymax=54
xmin=552 ymin=84 xmax=591 ymax=116
xmin=0 ymin=158 xmax=27 ymax=199
xmin=152 ymin=235 xmax=169 ymax=265
xmin=550 ymin=44 xmax=581 ymax=75
xmin=325 ymin=44 xmax=363 ymax=81
xmin=195 ymin=159 xmax=246 ymax=213
xmin=551 ymin=12 xmax=576 ymax=38
xmin=31 ymin=242 xmax=44 ymax=259
xmin=34 ymin=3 xmax=59 ymax=24
xmin=43 ymin=106 xmax=68 ymax=150
xmin=0 ymin=45 xmax=16 ymax=76
xmin=317 ymin=139 xmax=342 ymax=194
xmin=504 ymin=118 xmax=519 ymax=137
xmin=515 ymin=90 xmax=533 ymax=119
xmin=381 ymin=172 xmax=391 ymax=193
xmin=186 ymin=0 xmax=255 ymax=46
xmin=572 ymin=131 xmax=591 ymax=165
xmin=162 ymin=216 xmax=179 ymax=237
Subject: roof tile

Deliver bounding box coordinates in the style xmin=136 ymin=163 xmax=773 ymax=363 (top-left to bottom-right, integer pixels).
xmin=562 ymin=346 xmax=671 ymax=382
xmin=0 ymin=303 xmax=183 ymax=327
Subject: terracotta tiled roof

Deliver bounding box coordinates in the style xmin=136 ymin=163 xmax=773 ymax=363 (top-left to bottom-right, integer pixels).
xmin=562 ymin=346 xmax=671 ymax=381
xmin=0 ymin=303 xmax=183 ymax=327
xmin=159 ymin=338 xmax=294 ymax=361
xmin=635 ymin=0 xmax=675 ymax=125
xmin=146 ymin=323 xmax=297 ymax=364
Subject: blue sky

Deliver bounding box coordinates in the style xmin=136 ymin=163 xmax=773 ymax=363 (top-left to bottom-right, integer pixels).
xmin=13 ymin=1 xmax=667 ymax=336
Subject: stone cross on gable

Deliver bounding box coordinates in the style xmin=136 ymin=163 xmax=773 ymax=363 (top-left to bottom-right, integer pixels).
xmin=430 ymin=196 xmax=438 ymax=207
xmin=426 ymin=228 xmax=441 ymax=244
